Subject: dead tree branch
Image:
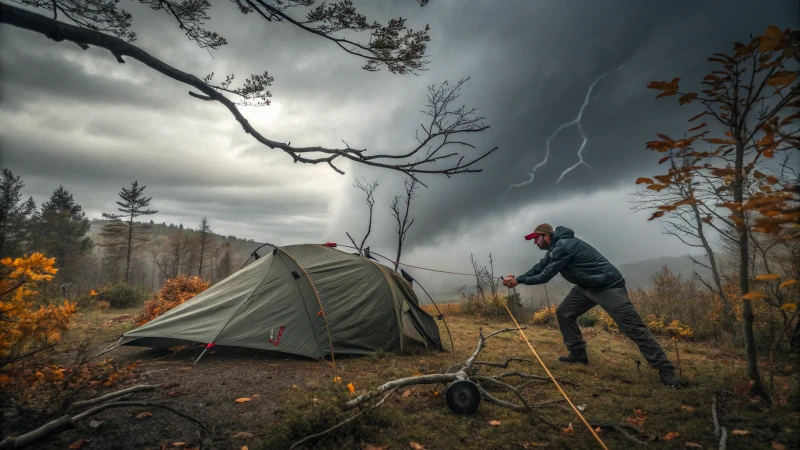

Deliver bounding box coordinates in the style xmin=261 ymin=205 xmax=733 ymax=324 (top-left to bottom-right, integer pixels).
xmin=0 ymin=4 xmax=497 ymax=182
xmin=0 ymin=386 xmax=206 ymax=449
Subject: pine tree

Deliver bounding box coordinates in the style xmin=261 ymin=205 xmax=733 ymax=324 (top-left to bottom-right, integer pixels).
xmin=35 ymin=186 xmax=93 ymax=277
xmin=0 ymin=169 xmax=36 ymax=257
xmin=100 ymin=181 xmax=157 ymax=283
xmin=196 ymin=216 xmax=214 ymax=279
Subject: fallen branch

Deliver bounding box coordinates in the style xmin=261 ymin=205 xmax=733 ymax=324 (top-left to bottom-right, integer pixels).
xmin=0 ymin=392 xmax=205 ymax=449
xmin=491 ymin=371 xmax=578 ymax=387
xmin=719 ymin=426 xmax=727 ymax=450
xmin=290 ymin=387 xmax=399 ymax=449
xmin=473 ymin=357 xmax=531 ymax=368
xmin=590 ymin=423 xmax=647 ymax=446
xmin=712 ymin=396 xmax=720 ymax=435
xmin=67 ymin=385 xmax=159 ymax=412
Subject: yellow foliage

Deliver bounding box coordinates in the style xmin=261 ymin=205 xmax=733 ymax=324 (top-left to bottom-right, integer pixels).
xmin=0 ymin=253 xmax=76 ymax=363
xmin=531 ymin=305 xmax=557 ymax=326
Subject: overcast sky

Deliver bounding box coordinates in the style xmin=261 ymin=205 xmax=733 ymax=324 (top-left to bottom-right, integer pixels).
xmin=1 ymin=0 xmax=797 ymax=294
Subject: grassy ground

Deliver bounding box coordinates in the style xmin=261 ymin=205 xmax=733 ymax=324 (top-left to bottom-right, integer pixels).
xmin=7 ymin=306 xmax=798 ymax=450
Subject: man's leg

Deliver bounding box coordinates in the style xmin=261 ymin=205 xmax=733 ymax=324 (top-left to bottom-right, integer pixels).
xmin=589 ymin=288 xmax=675 ymax=371
xmin=556 ymin=286 xmax=597 ymax=356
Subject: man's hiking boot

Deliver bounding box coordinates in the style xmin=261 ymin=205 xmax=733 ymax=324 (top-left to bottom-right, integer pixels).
xmin=659 ymin=369 xmax=681 ymax=388
xmin=558 ymin=352 xmax=589 ymax=364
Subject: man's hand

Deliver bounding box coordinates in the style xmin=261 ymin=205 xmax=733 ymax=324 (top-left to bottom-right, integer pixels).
xmin=502 ymin=275 xmax=519 ymax=288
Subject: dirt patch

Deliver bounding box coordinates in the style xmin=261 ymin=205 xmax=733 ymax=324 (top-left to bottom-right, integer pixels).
xmin=13 ymin=345 xmax=336 ymax=449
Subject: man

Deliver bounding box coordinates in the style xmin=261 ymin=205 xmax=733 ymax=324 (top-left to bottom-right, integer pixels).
xmin=503 ymin=223 xmax=681 ymax=388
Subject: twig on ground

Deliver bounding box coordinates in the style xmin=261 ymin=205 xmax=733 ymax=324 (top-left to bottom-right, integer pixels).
xmin=590 ymin=423 xmax=647 ymax=446
xmin=473 ymin=357 xmax=531 ymax=368
xmin=491 ymin=371 xmax=578 ymax=386
xmin=712 ymin=396 xmax=720 ymax=435
xmin=719 ymin=426 xmax=727 ymax=450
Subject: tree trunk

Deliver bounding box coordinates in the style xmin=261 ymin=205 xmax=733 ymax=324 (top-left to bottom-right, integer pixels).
xmin=125 ymin=214 xmax=134 ymax=284
xmin=734 ymin=134 xmax=764 ymax=396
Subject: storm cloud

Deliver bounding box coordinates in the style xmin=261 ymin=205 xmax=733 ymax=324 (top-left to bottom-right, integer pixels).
xmin=1 ymin=0 xmax=796 ymax=293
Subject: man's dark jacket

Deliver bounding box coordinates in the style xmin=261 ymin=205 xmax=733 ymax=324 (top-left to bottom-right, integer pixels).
xmin=516 ymin=226 xmax=625 ymax=290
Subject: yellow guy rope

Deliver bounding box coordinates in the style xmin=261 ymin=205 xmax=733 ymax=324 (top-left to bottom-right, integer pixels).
xmin=501 ymin=302 xmax=609 ymax=450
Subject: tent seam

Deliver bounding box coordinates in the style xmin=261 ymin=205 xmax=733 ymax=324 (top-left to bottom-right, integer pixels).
xmin=272 ymin=251 xmax=326 ymax=359
xmin=279 ymin=247 xmax=337 ymax=374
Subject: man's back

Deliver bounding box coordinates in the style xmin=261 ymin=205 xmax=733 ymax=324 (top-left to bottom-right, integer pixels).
xmin=550 ymin=226 xmax=624 ymax=290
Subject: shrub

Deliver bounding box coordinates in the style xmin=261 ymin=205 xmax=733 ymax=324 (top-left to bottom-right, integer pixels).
xmin=577 ymin=311 xmax=598 ymax=328
xmin=531 ymin=305 xmax=557 ymax=327
xmin=137 ymin=275 xmax=210 ymax=325
xmin=98 ymin=282 xmax=149 ymax=309
xmin=461 ymin=292 xmax=518 ymax=318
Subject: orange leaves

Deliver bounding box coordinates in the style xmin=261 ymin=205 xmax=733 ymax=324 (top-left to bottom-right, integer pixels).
xmin=648 ymin=211 xmax=666 ymax=221
xmin=663 ymin=432 xmax=680 ymax=440
xmin=648 ymin=77 xmax=681 ymax=98
xmin=688 ymin=111 xmax=708 ymax=122
xmin=780 ymin=303 xmax=797 ymax=312
xmin=688 ymin=122 xmax=708 ymax=132
xmin=137 ymin=275 xmax=210 ymax=325
xmin=235 ymin=397 xmax=251 ymax=403
xmin=635 ymin=177 xmax=653 ymax=185
xmin=779 ymin=279 xmax=797 ymax=290
xmin=347 ymin=382 xmax=355 ymax=393
xmin=136 ymin=411 xmax=153 ymax=419
xmin=703 ymin=138 xmax=737 ymax=145
xmin=1 ymin=253 xmax=76 ymax=365
xmin=488 ymin=420 xmax=501 ymax=427
xmin=646 ymin=184 xmax=669 ymax=192
xmin=678 ymin=93 xmax=698 ymax=105
xmin=766 ymin=71 xmax=798 ymax=90
xmin=562 ymin=423 xmax=574 ymax=434
xmin=625 ymin=408 xmax=647 ymax=427
xmin=754 ymin=274 xmax=781 ymax=281
xmin=741 ymin=291 xmax=767 ymax=301
xmin=758 ymin=25 xmax=784 ymax=52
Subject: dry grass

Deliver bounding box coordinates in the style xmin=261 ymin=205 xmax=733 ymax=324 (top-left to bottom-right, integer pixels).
xmin=258 ymin=313 xmax=799 ymax=450
xmin=16 ymin=305 xmax=798 ymax=450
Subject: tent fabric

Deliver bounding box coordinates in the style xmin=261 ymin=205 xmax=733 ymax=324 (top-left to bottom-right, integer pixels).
xmin=122 ymin=244 xmax=445 ymax=359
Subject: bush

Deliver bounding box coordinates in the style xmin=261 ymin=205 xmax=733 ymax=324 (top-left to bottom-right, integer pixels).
xmin=531 ymin=305 xmax=557 ymax=327
xmin=577 ymin=311 xmax=598 ymax=327
xmin=137 ymin=275 xmax=210 ymax=325
xmin=97 ymin=283 xmax=149 ymax=309
xmin=461 ymin=292 xmax=519 ymax=318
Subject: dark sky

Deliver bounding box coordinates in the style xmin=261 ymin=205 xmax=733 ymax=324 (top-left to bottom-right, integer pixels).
xmin=1 ymin=0 xmax=797 ymax=293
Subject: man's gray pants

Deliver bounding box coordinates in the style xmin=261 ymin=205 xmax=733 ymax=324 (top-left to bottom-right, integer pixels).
xmin=556 ymin=285 xmax=674 ymax=371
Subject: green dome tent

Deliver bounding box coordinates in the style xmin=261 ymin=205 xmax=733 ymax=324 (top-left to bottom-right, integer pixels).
xmin=122 ymin=244 xmax=445 ymax=360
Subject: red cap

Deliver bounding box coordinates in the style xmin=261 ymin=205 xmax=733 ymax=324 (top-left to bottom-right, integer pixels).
xmin=524 ymin=223 xmax=554 ymax=241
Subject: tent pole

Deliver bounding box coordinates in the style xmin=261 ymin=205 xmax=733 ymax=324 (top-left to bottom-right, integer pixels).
xmin=193 ymin=347 xmax=210 ymax=366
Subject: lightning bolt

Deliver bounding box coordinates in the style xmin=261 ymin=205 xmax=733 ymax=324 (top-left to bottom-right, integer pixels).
xmin=502 ymin=62 xmax=628 ymax=198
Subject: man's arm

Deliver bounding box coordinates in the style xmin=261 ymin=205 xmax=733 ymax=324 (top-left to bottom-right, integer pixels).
xmin=515 ymin=255 xmax=550 ymax=284
xmin=516 ymin=246 xmax=572 ymax=285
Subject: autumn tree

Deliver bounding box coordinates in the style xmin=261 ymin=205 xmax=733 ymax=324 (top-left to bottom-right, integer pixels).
xmin=390 ymin=177 xmax=419 ymax=271
xmin=100 ymin=181 xmax=158 ymax=283
xmin=1 ymin=1 xmax=497 ymax=180
xmin=0 ymin=169 xmax=36 ymax=258
xmin=638 ymin=26 xmax=799 ymax=397
xmin=0 ymin=253 xmax=75 ymax=369
xmin=33 ymin=186 xmax=93 ymax=279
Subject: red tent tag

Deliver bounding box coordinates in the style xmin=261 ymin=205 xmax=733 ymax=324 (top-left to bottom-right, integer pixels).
xmin=274 ymin=326 xmax=285 ymax=346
